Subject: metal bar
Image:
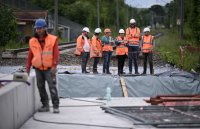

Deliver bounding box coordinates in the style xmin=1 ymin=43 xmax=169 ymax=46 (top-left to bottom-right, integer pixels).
xmin=101 ymin=106 xmax=146 ymax=122
xmin=103 ymin=106 xmax=200 ymax=128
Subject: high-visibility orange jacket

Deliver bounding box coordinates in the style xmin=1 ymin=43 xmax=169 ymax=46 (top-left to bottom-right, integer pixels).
xmin=90 ymin=35 xmax=102 ymax=58
xmin=101 ymin=36 xmax=113 ymax=51
xmin=29 ymin=34 xmax=57 ymax=70
xmin=141 ymin=35 xmax=154 ymax=53
xmin=126 ymin=27 xmax=140 ymax=45
xmin=116 ymin=36 xmax=128 ymax=56
xmin=75 ymin=34 xmax=91 ymax=55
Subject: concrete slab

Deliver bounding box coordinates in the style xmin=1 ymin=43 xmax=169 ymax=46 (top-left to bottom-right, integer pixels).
xmin=20 ymin=97 xmax=153 ymax=129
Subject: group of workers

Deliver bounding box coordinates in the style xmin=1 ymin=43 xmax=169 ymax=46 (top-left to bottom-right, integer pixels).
xmin=25 ymin=18 xmax=155 ymax=114
xmin=75 ymin=18 xmax=155 ymax=75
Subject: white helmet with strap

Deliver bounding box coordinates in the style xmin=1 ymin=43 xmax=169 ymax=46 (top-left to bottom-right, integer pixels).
xmin=143 ymin=27 xmax=150 ymax=32
xmin=94 ymin=28 xmax=101 ymax=33
xmin=130 ymin=19 xmax=136 ymax=24
xmin=119 ymin=29 xmax=125 ymax=34
xmin=82 ymin=27 xmax=90 ymax=33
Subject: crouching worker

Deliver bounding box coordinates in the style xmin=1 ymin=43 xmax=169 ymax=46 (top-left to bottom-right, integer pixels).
xmin=141 ymin=27 xmax=155 ymax=75
xmin=90 ymin=28 xmax=102 ymax=74
xmin=115 ymin=29 xmax=128 ymax=75
xmin=26 ymin=18 xmax=60 ymax=113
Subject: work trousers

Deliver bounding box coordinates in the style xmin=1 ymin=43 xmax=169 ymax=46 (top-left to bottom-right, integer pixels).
xmin=35 ymin=68 xmax=59 ymax=108
xmin=81 ymin=52 xmax=90 ymax=72
xmin=93 ymin=57 xmax=100 ymax=71
xmin=103 ymin=51 xmax=112 ymax=73
xmin=128 ymin=46 xmax=139 ymax=73
xmin=143 ymin=52 xmax=153 ymax=74
xmin=117 ymin=54 xmax=127 ymax=74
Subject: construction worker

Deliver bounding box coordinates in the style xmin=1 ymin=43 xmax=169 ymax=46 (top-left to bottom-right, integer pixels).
xmin=90 ymin=28 xmax=102 ymax=74
xmin=126 ymin=19 xmax=141 ymax=74
xmin=115 ymin=29 xmax=128 ymax=75
xmin=75 ymin=27 xmax=91 ymax=73
xmin=141 ymin=27 xmax=155 ymax=75
xmin=26 ymin=18 xmax=60 ymax=113
xmin=102 ymin=28 xmax=114 ymax=74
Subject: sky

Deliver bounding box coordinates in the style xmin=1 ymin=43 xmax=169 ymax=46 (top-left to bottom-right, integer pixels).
xmin=125 ymin=0 xmax=173 ymax=8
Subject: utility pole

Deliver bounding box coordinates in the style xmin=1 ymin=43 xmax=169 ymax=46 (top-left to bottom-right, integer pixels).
xmin=180 ymin=0 xmax=184 ymax=39
xmin=97 ymin=0 xmax=100 ymax=27
xmin=54 ymin=0 xmax=58 ymax=35
xmin=126 ymin=5 xmax=129 ymax=27
xmin=172 ymin=0 xmax=175 ymax=32
xmin=116 ymin=0 xmax=119 ymax=31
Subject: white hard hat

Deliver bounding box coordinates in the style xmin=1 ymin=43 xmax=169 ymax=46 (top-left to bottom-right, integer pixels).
xmin=119 ymin=29 xmax=125 ymax=34
xmin=94 ymin=28 xmax=101 ymax=33
xmin=143 ymin=27 xmax=150 ymax=32
xmin=82 ymin=27 xmax=90 ymax=33
xmin=130 ymin=19 xmax=136 ymax=24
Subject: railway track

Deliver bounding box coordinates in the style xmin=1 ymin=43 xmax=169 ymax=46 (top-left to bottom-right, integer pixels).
xmin=2 ymin=41 xmax=76 ymax=59
xmin=2 ymin=32 xmax=163 ymax=59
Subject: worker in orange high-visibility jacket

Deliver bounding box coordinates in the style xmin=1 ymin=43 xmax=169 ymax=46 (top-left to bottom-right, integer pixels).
xmin=141 ymin=27 xmax=155 ymax=75
xmin=90 ymin=28 xmax=102 ymax=74
xmin=126 ymin=19 xmax=141 ymax=74
xmin=75 ymin=27 xmax=91 ymax=73
xmin=115 ymin=29 xmax=128 ymax=75
xmin=101 ymin=28 xmax=114 ymax=74
xmin=26 ymin=18 xmax=60 ymax=113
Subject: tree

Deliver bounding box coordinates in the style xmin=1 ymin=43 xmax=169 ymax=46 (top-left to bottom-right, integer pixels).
xmin=0 ymin=4 xmax=17 ymax=48
xmin=190 ymin=0 xmax=200 ymax=43
xmin=149 ymin=5 xmax=165 ymax=16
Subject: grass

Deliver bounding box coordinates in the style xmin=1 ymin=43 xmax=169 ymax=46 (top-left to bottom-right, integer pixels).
xmin=4 ymin=40 xmax=28 ymax=49
xmin=155 ymin=29 xmax=200 ymax=73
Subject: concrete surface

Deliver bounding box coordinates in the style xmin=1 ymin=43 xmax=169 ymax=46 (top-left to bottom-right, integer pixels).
xmin=20 ymin=98 xmax=152 ymax=129
xmin=0 ymin=74 xmax=40 ymax=129
xmin=20 ymin=97 xmax=200 ymax=129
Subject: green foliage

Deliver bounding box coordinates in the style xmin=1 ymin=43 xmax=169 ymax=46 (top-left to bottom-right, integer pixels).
xmin=189 ymin=0 xmax=200 ymax=43
xmin=30 ymin=0 xmax=150 ymax=32
xmin=149 ymin=5 xmax=165 ymax=16
xmin=156 ymin=29 xmax=199 ymax=72
xmin=4 ymin=40 xmax=28 ymax=49
xmin=0 ymin=5 xmax=17 ymax=49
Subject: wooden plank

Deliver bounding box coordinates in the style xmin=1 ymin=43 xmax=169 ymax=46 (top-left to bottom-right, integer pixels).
xmin=120 ymin=77 xmax=128 ymax=97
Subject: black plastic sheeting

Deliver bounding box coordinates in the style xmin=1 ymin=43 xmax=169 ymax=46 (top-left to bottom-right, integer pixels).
xmin=58 ymin=71 xmax=200 ymax=98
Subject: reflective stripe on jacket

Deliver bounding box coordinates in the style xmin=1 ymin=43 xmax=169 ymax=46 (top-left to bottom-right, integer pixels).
xmin=142 ymin=35 xmax=154 ymax=53
xmin=29 ymin=34 xmax=57 ymax=70
xmin=75 ymin=34 xmax=91 ymax=55
xmin=116 ymin=36 xmax=128 ymax=55
xmin=126 ymin=27 xmax=140 ymax=45
xmin=90 ymin=35 xmax=102 ymax=58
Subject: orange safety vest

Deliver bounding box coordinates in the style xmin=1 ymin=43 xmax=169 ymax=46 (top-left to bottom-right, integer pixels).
xmin=102 ymin=44 xmax=113 ymax=51
xmin=142 ymin=35 xmax=154 ymax=53
xmin=126 ymin=27 xmax=140 ymax=45
xmin=29 ymin=34 xmax=57 ymax=70
xmin=74 ymin=34 xmax=91 ymax=56
xmin=116 ymin=36 xmax=128 ymax=56
xmin=102 ymin=36 xmax=113 ymax=52
xmin=90 ymin=35 xmax=102 ymax=58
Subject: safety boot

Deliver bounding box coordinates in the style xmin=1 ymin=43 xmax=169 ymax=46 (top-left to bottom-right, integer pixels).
xmin=53 ymin=107 xmax=60 ymax=113
xmin=106 ymin=71 xmax=111 ymax=74
xmin=38 ymin=105 xmax=50 ymax=112
xmin=93 ymin=69 xmax=98 ymax=74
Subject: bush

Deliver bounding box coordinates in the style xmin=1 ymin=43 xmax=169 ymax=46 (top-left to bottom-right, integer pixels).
xmin=0 ymin=5 xmax=17 ymax=49
xmin=156 ymin=29 xmax=199 ymax=72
